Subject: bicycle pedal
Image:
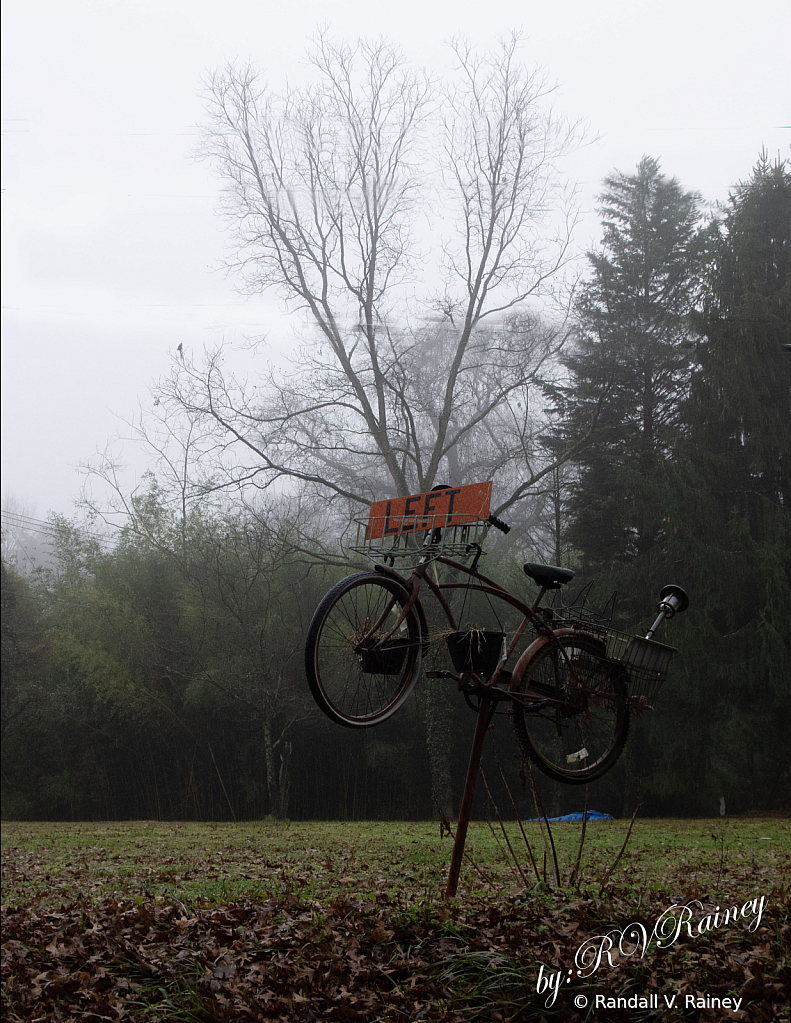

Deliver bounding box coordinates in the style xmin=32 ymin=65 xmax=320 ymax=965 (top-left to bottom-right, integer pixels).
xmin=426 ymin=670 xmax=458 ymax=680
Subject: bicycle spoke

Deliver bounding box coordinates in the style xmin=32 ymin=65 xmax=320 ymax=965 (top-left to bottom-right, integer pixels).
xmin=512 ymin=635 xmax=629 ymax=783
xmin=305 ymin=573 xmax=422 ymax=727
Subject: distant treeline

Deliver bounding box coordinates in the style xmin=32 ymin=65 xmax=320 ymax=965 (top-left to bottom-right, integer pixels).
xmin=2 ymin=157 xmax=788 ymax=822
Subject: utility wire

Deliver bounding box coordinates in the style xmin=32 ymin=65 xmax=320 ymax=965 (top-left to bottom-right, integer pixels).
xmin=1 ymin=510 xmax=117 ymax=551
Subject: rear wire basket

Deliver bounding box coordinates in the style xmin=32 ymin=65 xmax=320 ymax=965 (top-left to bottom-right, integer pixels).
xmin=604 ymin=631 xmax=677 ymax=710
xmin=349 ymin=515 xmax=489 ymax=564
xmin=546 ymin=587 xmax=675 ymax=709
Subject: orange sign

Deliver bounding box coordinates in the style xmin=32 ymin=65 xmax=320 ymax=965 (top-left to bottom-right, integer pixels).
xmin=365 ymin=482 xmax=492 ymax=540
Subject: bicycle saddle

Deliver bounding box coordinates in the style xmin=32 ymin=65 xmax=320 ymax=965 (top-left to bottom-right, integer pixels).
xmin=523 ymin=562 xmax=575 ymax=589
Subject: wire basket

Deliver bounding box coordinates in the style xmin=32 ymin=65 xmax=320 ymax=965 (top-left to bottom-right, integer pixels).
xmin=349 ymin=515 xmax=490 ymax=564
xmin=605 ymin=630 xmax=677 ymax=710
xmin=547 ymin=585 xmax=617 ymax=643
xmin=552 ymin=605 xmax=610 ymax=643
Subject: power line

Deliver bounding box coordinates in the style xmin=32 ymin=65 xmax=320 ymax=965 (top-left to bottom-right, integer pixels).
xmin=1 ymin=510 xmax=117 ymax=551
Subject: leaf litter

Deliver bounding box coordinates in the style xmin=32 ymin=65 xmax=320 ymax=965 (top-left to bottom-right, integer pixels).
xmin=2 ymin=819 xmax=789 ymax=1021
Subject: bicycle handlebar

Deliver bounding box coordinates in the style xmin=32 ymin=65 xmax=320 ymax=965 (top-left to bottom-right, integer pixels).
xmin=486 ymin=513 xmax=511 ymax=534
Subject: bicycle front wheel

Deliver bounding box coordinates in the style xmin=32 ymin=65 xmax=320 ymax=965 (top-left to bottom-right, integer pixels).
xmin=305 ymin=572 xmax=422 ymax=728
xmin=512 ymin=634 xmax=629 ymax=784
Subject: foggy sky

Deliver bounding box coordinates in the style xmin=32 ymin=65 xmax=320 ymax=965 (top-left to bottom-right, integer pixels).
xmin=2 ymin=0 xmax=789 ymax=518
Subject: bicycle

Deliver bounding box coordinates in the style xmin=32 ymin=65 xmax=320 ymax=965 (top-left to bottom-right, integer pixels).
xmin=305 ymin=481 xmax=688 ymax=787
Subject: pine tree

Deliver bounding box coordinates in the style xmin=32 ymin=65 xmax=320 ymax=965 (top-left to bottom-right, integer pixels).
xmin=692 ymin=152 xmax=790 ymax=519
xmin=659 ymin=154 xmax=791 ymax=813
xmin=556 ymin=156 xmax=790 ymax=814
xmin=561 ymin=156 xmax=704 ymax=580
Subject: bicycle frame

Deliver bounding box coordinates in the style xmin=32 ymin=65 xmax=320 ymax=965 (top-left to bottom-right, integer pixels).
xmin=372 ymin=548 xmax=599 ymax=708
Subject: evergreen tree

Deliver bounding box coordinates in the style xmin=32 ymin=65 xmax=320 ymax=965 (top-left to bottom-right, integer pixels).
xmin=691 ymin=152 xmax=790 ymax=519
xmin=561 ymin=156 xmax=704 ymax=579
xmin=554 ymin=156 xmax=789 ymax=815
xmin=658 ymin=154 xmax=791 ymax=813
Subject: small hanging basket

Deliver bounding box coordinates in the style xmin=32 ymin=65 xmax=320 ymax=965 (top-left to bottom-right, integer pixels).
xmin=446 ymin=630 xmax=505 ymax=677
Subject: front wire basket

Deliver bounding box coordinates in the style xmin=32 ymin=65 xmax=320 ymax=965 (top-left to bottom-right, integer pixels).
xmin=349 ymin=514 xmax=490 ymax=564
xmin=605 ymin=630 xmax=677 ymax=710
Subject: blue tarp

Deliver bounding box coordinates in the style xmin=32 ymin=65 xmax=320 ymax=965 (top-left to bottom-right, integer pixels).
xmin=530 ymin=811 xmax=614 ymax=821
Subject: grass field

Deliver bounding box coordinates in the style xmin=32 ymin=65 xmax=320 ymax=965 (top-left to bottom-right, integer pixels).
xmin=2 ymin=816 xmax=789 ymax=906
xmin=2 ymin=817 xmax=789 ymax=1021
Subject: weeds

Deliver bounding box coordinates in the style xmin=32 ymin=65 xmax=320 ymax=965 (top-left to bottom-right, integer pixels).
xmin=526 ymin=766 xmax=562 ymax=887
xmin=568 ymin=785 xmax=589 ymax=889
xmin=479 ymin=757 xmax=643 ymax=898
xmin=599 ymin=801 xmax=641 ymax=886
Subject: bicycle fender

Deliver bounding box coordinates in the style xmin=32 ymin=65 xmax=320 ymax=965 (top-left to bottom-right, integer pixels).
xmin=509 ymin=627 xmax=607 ymax=691
xmin=374 ymin=563 xmax=431 ymax=655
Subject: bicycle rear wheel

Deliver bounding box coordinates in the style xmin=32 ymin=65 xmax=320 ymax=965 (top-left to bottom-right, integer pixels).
xmin=512 ymin=634 xmax=629 ymax=784
xmin=305 ymin=572 xmax=422 ymax=727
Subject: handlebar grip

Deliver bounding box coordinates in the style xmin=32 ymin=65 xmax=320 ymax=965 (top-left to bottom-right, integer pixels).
xmin=486 ymin=513 xmax=511 ymax=534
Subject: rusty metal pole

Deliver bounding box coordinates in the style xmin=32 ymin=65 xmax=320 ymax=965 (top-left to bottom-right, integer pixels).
xmin=445 ymin=692 xmax=496 ymax=897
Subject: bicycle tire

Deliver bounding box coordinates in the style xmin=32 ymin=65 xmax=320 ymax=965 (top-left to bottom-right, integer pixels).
xmin=511 ymin=633 xmax=629 ymax=784
xmin=305 ymin=572 xmax=422 ymax=728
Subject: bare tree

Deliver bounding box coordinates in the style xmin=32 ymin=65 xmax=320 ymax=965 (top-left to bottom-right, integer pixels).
xmin=148 ymin=33 xmax=589 ymax=522
xmin=80 ymin=35 xmax=600 ymax=821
